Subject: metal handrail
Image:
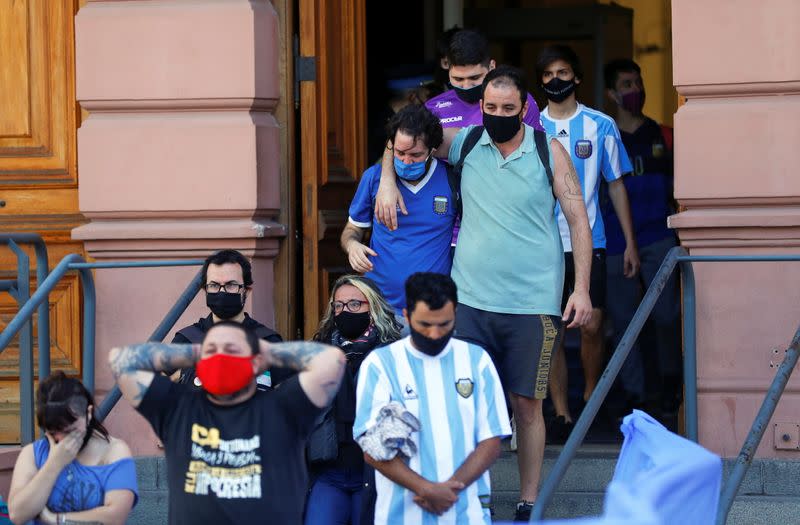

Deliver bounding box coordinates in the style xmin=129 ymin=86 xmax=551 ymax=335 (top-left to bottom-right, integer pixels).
xmin=0 ymin=253 xmax=204 ymax=444
xmin=0 ymin=235 xmax=51 ymax=443
xmin=0 ymin=234 xmax=51 ymax=379
xmin=531 ymin=249 xmax=800 ymax=522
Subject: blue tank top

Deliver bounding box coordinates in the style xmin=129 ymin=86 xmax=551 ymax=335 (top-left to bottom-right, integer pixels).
xmin=32 ymin=438 xmax=138 ymax=520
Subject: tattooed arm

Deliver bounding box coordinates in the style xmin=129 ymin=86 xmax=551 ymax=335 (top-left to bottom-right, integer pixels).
xmin=108 ymin=342 xmax=199 ymax=408
xmin=260 ymin=341 xmax=346 ymax=408
xmin=550 ymin=138 xmax=593 ymax=328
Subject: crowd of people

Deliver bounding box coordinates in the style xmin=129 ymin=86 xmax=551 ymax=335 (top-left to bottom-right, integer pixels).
xmin=7 ymin=26 xmax=680 ymax=525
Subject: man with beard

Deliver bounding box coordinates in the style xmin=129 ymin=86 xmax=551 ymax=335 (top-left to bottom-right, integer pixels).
xmin=171 ymin=249 xmax=287 ymax=390
xmin=110 ymin=322 xmax=345 ymax=524
xmin=354 ymin=273 xmax=510 ymax=524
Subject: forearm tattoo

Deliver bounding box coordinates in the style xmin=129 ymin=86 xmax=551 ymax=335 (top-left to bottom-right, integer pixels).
xmin=268 ymin=341 xmax=329 ymax=371
xmin=110 ymin=343 xmax=197 ymax=378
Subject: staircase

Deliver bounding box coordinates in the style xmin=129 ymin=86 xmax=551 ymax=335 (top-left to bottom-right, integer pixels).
xmin=129 ymin=445 xmax=800 ymax=524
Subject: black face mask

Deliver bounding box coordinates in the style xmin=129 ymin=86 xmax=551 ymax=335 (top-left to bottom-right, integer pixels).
xmin=451 ymin=83 xmax=483 ymax=105
xmin=409 ymin=325 xmax=454 ymax=356
xmin=206 ymin=292 xmax=245 ymax=319
xmin=542 ymin=77 xmax=577 ymax=103
xmin=334 ymin=311 xmax=371 ymax=340
xmin=483 ymin=111 xmax=523 ymax=144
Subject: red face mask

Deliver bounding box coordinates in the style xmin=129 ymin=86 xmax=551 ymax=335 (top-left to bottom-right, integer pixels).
xmin=195 ymin=353 xmax=255 ymax=396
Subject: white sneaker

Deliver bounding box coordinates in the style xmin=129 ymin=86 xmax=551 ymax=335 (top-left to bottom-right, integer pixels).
xmin=510 ymin=416 xmax=517 ymax=451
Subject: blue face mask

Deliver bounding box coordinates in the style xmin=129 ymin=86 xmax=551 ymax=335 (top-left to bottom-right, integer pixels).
xmin=394 ymin=155 xmax=429 ymax=181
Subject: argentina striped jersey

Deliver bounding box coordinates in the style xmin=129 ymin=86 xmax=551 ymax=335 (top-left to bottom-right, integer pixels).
xmin=541 ymin=103 xmax=632 ymax=251
xmin=354 ymin=337 xmax=511 ymax=525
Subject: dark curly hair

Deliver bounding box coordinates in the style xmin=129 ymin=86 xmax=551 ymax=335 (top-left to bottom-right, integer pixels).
xmin=386 ymin=104 xmax=444 ymax=151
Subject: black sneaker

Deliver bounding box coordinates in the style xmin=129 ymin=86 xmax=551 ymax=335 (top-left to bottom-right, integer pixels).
xmin=513 ymin=501 xmax=534 ymax=522
xmin=546 ymin=415 xmax=574 ymax=444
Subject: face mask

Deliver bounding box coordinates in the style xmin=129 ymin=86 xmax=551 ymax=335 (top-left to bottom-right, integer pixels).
xmin=394 ymin=155 xmax=429 ymax=181
xmin=195 ymin=353 xmax=255 ymax=396
xmin=619 ymin=90 xmax=645 ymax=115
xmin=483 ymin=111 xmax=523 ymax=144
xmin=451 ymin=83 xmax=483 ymax=105
xmin=206 ymin=292 xmax=244 ymax=319
xmin=542 ymin=77 xmax=576 ymax=103
xmin=334 ymin=310 xmax=371 ymax=340
xmin=409 ymin=325 xmax=453 ymax=356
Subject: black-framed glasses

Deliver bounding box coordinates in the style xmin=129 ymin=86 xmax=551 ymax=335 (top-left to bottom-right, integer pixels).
xmin=205 ymin=282 xmax=245 ymax=294
xmin=332 ymin=299 xmax=365 ymax=314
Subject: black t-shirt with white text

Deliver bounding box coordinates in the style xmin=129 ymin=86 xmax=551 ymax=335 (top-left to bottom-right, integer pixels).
xmin=137 ymin=374 xmax=321 ymax=524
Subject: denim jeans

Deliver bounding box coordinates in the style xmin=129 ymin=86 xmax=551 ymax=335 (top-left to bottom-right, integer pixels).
xmin=304 ymin=467 xmax=364 ymax=525
xmin=606 ymin=236 xmax=682 ymax=401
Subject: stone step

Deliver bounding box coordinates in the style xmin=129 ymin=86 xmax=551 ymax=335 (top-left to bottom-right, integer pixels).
xmin=128 ymin=448 xmax=800 ymax=525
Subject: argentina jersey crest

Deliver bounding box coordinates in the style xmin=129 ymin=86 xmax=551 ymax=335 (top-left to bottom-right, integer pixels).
xmin=433 ymin=195 xmax=448 ymax=215
xmin=575 ymin=139 xmax=593 ymax=159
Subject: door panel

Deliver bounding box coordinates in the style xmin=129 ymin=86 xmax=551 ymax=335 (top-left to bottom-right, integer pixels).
xmin=0 ymin=0 xmax=84 ymax=443
xmin=299 ymin=0 xmax=367 ymax=336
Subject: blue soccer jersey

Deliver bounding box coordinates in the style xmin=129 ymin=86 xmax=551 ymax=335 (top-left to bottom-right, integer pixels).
xmin=354 ymin=337 xmax=511 ymax=525
xmin=348 ymin=160 xmax=456 ymax=314
xmin=541 ymin=103 xmax=632 ymax=251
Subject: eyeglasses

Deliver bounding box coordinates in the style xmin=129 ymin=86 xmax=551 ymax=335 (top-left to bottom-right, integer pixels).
xmin=332 ymin=299 xmax=366 ymax=314
xmin=205 ymin=282 xmax=245 ymax=294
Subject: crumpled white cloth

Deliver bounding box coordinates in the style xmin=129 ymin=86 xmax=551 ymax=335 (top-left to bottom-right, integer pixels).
xmin=356 ymin=401 xmax=420 ymax=461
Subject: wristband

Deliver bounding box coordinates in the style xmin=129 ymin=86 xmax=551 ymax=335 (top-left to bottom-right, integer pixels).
xmin=57 ymin=513 xmax=65 ymax=525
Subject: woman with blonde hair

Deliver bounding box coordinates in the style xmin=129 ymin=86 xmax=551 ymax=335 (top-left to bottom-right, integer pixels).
xmin=305 ymin=274 xmax=401 ymax=525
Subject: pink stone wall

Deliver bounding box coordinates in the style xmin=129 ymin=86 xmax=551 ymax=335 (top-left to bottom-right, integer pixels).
xmin=74 ymin=0 xmax=285 ymax=456
xmin=671 ymin=0 xmax=800 ymax=458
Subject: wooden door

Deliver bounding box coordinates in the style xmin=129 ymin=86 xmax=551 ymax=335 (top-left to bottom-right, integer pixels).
xmin=0 ymin=0 xmax=85 ymax=443
xmin=298 ymin=0 xmax=367 ymax=337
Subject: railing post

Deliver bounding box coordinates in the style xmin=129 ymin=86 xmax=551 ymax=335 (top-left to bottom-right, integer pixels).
xmin=78 ymin=266 xmax=96 ymax=394
xmin=680 ymin=255 xmax=698 ymax=442
xmin=8 ymin=240 xmax=35 ymax=444
xmin=32 ymin=238 xmax=51 ymax=381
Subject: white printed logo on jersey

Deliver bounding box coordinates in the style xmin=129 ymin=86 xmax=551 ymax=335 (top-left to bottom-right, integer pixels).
xmin=440 ymin=116 xmax=463 ymax=124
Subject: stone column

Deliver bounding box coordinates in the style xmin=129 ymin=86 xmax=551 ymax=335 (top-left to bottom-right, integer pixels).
xmin=74 ymin=0 xmax=285 ymax=455
xmin=670 ymin=0 xmax=800 ymax=458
